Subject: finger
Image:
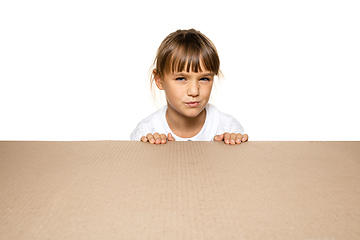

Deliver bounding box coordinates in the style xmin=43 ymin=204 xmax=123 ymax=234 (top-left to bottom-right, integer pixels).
xmin=229 ymin=133 xmax=237 ymax=145
xmin=146 ymin=133 xmax=155 ymax=144
xmin=153 ymin=132 xmax=161 ymax=144
xmin=242 ymin=134 xmax=249 ymax=142
xmin=160 ymin=133 xmax=167 ymax=144
xmin=223 ymin=132 xmax=230 ymax=144
xmin=214 ymin=134 xmax=224 ymax=141
xmin=168 ymin=133 xmax=175 ymax=141
xmin=235 ymin=133 xmax=243 ymax=144
xmin=140 ymin=136 xmax=148 ymax=142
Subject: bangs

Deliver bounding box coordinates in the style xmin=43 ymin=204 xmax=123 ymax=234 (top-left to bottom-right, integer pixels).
xmin=164 ymin=45 xmax=220 ymax=75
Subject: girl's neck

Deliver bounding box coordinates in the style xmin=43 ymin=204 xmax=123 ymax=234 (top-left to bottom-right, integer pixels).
xmin=166 ymin=107 xmax=206 ymax=139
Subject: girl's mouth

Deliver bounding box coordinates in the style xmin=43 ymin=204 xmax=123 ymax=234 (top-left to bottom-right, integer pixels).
xmin=185 ymin=101 xmax=200 ymax=107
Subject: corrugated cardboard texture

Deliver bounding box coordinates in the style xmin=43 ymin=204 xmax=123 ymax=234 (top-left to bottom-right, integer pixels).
xmin=1 ymin=141 xmax=360 ymax=239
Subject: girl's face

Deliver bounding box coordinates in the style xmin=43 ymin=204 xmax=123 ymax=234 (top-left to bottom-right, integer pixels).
xmin=155 ymin=69 xmax=214 ymax=119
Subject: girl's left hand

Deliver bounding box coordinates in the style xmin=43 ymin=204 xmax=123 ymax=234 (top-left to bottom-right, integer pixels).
xmin=214 ymin=133 xmax=248 ymax=145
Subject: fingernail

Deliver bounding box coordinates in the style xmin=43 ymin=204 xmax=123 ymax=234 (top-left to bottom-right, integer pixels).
xmin=230 ymin=140 xmax=235 ymax=144
xmin=225 ymin=139 xmax=229 ymax=143
xmin=236 ymin=139 xmax=240 ymax=143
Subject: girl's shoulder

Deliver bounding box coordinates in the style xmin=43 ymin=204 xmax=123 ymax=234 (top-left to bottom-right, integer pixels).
xmin=130 ymin=106 xmax=167 ymax=140
xmin=207 ymin=104 xmax=235 ymax=121
xmin=209 ymin=104 xmax=244 ymax=134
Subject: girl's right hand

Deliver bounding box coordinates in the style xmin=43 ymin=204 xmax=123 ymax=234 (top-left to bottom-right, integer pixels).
xmin=140 ymin=133 xmax=175 ymax=144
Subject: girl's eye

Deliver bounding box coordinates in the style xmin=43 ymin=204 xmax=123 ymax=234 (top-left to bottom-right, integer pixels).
xmin=200 ymin=78 xmax=210 ymax=81
xmin=176 ymin=77 xmax=186 ymax=81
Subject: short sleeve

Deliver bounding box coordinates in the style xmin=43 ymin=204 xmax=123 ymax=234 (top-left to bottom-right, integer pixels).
xmin=129 ymin=106 xmax=167 ymax=141
xmin=216 ymin=113 xmax=244 ymax=135
xmin=130 ymin=121 xmax=152 ymax=141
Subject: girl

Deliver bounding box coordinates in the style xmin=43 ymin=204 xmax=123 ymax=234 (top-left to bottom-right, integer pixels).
xmin=130 ymin=29 xmax=248 ymax=145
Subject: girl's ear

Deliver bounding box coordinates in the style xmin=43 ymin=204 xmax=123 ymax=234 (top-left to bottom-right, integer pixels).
xmin=153 ymin=69 xmax=164 ymax=90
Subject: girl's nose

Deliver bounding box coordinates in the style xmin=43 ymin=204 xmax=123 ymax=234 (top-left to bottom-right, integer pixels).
xmin=187 ymin=81 xmax=199 ymax=97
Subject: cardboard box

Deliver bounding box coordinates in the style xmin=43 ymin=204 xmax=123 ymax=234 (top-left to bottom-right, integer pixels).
xmin=1 ymin=141 xmax=360 ymax=239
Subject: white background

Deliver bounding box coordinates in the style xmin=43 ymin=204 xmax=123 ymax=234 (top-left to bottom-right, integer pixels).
xmin=1 ymin=0 xmax=359 ymax=141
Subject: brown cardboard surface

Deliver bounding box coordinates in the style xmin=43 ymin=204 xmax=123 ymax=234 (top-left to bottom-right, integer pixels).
xmin=1 ymin=141 xmax=360 ymax=239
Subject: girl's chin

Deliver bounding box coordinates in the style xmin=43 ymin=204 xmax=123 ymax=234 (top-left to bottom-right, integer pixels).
xmin=182 ymin=109 xmax=205 ymax=118
xmin=167 ymin=103 xmax=206 ymax=119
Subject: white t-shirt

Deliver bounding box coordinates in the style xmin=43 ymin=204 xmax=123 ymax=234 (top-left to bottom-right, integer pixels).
xmin=130 ymin=104 xmax=244 ymax=141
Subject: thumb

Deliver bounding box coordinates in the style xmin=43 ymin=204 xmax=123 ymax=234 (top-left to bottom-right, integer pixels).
xmin=168 ymin=133 xmax=175 ymax=141
xmin=214 ymin=134 xmax=223 ymax=141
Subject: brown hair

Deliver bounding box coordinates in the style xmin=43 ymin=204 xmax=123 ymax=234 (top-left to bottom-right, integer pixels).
xmin=151 ymin=29 xmax=222 ymax=83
